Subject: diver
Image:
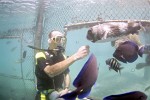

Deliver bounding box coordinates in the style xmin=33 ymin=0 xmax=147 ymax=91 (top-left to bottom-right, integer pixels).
xmin=34 ymin=30 xmax=90 ymax=100
xmin=111 ymin=34 xmax=150 ymax=63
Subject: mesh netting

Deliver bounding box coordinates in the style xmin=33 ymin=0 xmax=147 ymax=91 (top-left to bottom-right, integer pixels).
xmin=0 ymin=0 xmax=150 ymax=99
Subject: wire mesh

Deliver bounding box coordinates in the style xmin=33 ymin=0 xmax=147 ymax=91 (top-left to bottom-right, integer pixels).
xmin=0 ymin=1 xmax=36 ymax=98
xmin=42 ymin=0 xmax=150 ymax=48
xmin=42 ymin=0 xmax=150 ymax=99
xmin=0 ymin=0 xmax=150 ymax=99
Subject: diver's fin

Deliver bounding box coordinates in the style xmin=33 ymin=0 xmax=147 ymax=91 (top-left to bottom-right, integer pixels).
xmin=73 ymin=54 xmax=94 ymax=87
xmin=60 ymin=91 xmax=77 ymax=100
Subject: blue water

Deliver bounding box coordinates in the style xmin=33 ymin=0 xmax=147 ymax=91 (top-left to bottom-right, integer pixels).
xmin=0 ymin=0 xmax=150 ymax=100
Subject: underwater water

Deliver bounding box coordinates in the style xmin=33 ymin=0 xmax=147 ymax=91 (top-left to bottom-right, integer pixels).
xmin=0 ymin=0 xmax=150 ymax=100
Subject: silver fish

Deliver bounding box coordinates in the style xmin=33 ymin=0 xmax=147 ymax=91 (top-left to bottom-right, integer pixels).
xmin=106 ymin=58 xmax=123 ymax=74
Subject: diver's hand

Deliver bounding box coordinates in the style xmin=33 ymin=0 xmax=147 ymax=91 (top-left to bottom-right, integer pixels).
xmin=74 ymin=45 xmax=90 ymax=61
xmin=59 ymin=88 xmax=69 ymax=96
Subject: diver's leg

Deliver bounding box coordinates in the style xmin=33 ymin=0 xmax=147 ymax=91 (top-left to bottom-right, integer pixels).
xmin=48 ymin=91 xmax=65 ymax=100
xmin=48 ymin=91 xmax=60 ymax=100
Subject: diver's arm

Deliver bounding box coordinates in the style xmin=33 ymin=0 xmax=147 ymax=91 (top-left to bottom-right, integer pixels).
xmin=44 ymin=45 xmax=89 ymax=77
xmin=64 ymin=73 xmax=70 ymax=89
xmin=59 ymin=73 xmax=71 ymax=96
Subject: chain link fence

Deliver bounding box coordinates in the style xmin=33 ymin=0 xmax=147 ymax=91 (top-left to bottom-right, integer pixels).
xmin=42 ymin=0 xmax=150 ymax=99
xmin=0 ymin=1 xmax=37 ymax=98
xmin=0 ymin=0 xmax=150 ymax=99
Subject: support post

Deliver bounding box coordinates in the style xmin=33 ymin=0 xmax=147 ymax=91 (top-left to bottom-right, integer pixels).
xmin=34 ymin=0 xmax=45 ymax=53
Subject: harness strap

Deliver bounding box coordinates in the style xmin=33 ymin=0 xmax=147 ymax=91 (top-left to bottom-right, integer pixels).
xmin=40 ymin=89 xmax=55 ymax=100
xmin=40 ymin=93 xmax=46 ymax=100
xmin=35 ymin=52 xmax=46 ymax=65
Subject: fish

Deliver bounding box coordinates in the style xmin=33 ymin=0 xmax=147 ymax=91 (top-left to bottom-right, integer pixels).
xmin=10 ymin=46 xmax=17 ymax=52
xmin=135 ymin=63 xmax=149 ymax=70
xmin=105 ymin=58 xmax=123 ymax=74
xmin=145 ymin=85 xmax=150 ymax=91
xmin=103 ymin=91 xmax=147 ymax=100
xmin=22 ymin=50 xmax=27 ymax=59
xmin=6 ymin=41 xmax=11 ymax=44
xmin=64 ymin=20 xmax=149 ymax=33
xmin=60 ymin=53 xmax=99 ymax=100
xmin=15 ymin=50 xmax=27 ymax=64
xmin=113 ymin=41 xmax=143 ymax=63
xmin=86 ymin=21 xmax=142 ymax=43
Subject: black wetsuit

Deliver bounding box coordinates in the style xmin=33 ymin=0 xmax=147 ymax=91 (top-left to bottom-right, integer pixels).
xmin=35 ymin=51 xmax=69 ymax=100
